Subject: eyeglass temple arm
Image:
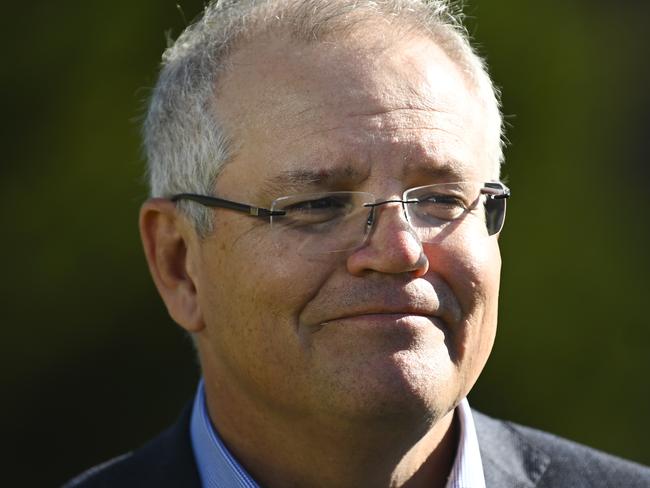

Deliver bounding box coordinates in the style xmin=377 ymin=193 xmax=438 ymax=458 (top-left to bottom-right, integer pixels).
xmin=171 ymin=193 xmax=285 ymax=218
xmin=481 ymin=185 xmax=511 ymax=200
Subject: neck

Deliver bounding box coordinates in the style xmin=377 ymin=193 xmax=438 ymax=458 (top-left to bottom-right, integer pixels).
xmin=201 ymin=374 xmax=459 ymax=488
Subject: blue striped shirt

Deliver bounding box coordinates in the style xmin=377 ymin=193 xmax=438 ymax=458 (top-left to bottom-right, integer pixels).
xmin=190 ymin=380 xmax=485 ymax=488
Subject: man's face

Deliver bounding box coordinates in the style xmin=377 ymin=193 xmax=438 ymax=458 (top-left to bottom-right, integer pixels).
xmin=192 ymin=31 xmax=501 ymax=424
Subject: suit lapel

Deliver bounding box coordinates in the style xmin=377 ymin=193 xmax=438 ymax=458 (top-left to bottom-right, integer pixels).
xmin=473 ymin=410 xmax=551 ymax=488
xmin=133 ymin=403 xmax=202 ymax=488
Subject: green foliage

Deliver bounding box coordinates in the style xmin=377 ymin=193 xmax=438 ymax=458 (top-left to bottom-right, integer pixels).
xmin=2 ymin=1 xmax=648 ymax=484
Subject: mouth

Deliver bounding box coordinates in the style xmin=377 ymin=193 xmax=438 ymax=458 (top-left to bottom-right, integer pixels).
xmin=320 ymin=311 xmax=443 ymax=328
xmin=312 ymin=313 xmax=450 ymax=349
xmin=304 ymin=280 xmax=461 ymax=333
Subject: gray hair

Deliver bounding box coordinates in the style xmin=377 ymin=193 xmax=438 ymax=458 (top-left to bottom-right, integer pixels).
xmin=143 ymin=0 xmax=504 ymax=235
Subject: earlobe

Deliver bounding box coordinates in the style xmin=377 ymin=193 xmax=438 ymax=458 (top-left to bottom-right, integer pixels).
xmin=139 ymin=198 xmax=205 ymax=333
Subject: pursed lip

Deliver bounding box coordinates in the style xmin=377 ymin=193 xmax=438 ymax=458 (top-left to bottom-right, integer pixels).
xmin=320 ymin=307 xmax=443 ymax=325
xmin=303 ymin=281 xmax=461 ymax=330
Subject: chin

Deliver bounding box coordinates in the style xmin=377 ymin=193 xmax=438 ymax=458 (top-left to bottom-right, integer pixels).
xmin=310 ymin=346 xmax=462 ymax=426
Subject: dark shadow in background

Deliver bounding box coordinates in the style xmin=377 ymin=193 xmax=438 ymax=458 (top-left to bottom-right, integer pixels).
xmin=1 ymin=1 xmax=648 ymax=485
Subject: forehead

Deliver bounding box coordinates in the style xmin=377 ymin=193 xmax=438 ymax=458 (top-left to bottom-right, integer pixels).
xmin=215 ymin=30 xmax=493 ymax=197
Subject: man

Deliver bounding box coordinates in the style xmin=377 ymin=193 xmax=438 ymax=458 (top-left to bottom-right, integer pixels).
xmin=66 ymin=0 xmax=650 ymax=487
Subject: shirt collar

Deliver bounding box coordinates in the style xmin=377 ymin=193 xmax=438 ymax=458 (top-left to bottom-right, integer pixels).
xmin=190 ymin=380 xmax=485 ymax=488
xmin=445 ymin=398 xmax=486 ymax=488
xmin=190 ymin=380 xmax=259 ymax=488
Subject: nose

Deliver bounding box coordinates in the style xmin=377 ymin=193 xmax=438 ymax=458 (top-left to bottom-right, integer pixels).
xmin=346 ymin=202 xmax=429 ymax=277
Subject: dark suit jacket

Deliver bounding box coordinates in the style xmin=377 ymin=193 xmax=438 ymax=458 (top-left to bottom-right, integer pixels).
xmin=63 ymin=406 xmax=650 ymax=488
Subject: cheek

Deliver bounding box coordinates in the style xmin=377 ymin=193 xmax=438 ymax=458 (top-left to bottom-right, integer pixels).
xmin=195 ymin=234 xmax=342 ymax=410
xmin=425 ymin=233 xmax=501 ymax=367
xmin=198 ymin=232 xmax=336 ymax=356
xmin=438 ymin=231 xmax=501 ymax=313
xmin=457 ymin=236 xmax=501 ymax=376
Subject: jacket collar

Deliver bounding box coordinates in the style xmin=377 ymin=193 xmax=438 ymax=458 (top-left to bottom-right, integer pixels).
xmin=473 ymin=410 xmax=551 ymax=488
xmin=155 ymin=403 xmax=551 ymax=488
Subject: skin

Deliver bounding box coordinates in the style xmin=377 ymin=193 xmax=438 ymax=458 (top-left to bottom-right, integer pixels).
xmin=141 ymin=27 xmax=501 ymax=488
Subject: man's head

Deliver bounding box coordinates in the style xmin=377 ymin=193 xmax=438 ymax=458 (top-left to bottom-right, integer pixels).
xmin=140 ymin=0 xmax=504 ymax=447
xmin=144 ymin=0 xmax=503 ymax=234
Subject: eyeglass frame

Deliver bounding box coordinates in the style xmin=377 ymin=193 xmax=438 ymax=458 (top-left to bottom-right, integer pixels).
xmin=170 ymin=181 xmax=510 ymax=236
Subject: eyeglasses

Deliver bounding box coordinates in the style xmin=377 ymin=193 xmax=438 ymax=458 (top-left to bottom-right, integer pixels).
xmin=171 ymin=181 xmax=510 ymax=255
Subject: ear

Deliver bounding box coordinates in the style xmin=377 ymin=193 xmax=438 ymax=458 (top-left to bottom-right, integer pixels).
xmin=139 ymin=198 xmax=205 ymax=333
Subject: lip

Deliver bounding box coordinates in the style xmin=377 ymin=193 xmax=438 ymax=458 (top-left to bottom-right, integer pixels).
xmin=320 ymin=311 xmax=442 ymax=327
xmin=303 ymin=281 xmax=460 ymax=331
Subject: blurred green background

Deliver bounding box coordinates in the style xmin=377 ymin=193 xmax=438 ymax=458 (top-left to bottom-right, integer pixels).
xmin=2 ymin=1 xmax=649 ymax=485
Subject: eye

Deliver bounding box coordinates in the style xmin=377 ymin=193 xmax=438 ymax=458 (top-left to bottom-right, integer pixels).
xmin=413 ymin=192 xmax=469 ymax=221
xmin=285 ymin=195 xmax=350 ymax=213
xmin=420 ymin=194 xmax=467 ymax=207
xmin=281 ymin=195 xmax=354 ymax=226
xmin=419 ymin=193 xmax=468 ymax=209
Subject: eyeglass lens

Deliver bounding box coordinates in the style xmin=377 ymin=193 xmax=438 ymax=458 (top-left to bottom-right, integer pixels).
xmin=269 ymin=182 xmax=507 ymax=255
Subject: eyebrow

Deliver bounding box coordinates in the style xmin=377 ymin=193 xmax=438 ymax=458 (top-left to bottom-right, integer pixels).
xmin=258 ymin=158 xmax=470 ymax=200
xmin=261 ymin=164 xmax=369 ymax=197
xmin=402 ymin=159 xmax=468 ymax=182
